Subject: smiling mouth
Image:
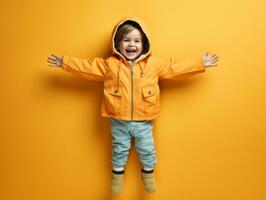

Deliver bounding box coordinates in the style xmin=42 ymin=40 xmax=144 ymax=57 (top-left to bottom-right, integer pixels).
xmin=126 ymin=49 xmax=137 ymax=53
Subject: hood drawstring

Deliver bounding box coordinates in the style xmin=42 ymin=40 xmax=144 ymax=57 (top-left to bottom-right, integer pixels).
xmin=138 ymin=62 xmax=144 ymax=78
xmin=116 ymin=59 xmax=122 ymax=93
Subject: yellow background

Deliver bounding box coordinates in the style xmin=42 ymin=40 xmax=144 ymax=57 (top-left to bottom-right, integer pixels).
xmin=1 ymin=0 xmax=266 ymax=199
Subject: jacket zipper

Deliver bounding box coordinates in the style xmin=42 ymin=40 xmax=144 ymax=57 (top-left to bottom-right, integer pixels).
xmin=130 ymin=63 xmax=134 ymax=120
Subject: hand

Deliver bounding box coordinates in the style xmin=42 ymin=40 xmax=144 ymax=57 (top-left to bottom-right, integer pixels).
xmin=202 ymin=52 xmax=219 ymax=67
xmin=47 ymin=54 xmax=63 ymax=67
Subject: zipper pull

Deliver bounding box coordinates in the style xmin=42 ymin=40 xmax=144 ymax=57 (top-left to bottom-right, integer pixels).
xmin=130 ymin=63 xmax=134 ymax=72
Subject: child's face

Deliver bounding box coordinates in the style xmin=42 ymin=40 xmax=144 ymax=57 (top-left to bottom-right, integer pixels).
xmin=118 ymin=28 xmax=143 ymax=61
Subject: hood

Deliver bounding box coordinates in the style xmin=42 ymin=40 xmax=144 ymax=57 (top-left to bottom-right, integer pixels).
xmin=111 ymin=17 xmax=152 ymax=62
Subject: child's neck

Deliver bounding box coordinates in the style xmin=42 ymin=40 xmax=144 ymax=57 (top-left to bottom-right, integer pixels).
xmin=128 ymin=60 xmax=135 ymax=66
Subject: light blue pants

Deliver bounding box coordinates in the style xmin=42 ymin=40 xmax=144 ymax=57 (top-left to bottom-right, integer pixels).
xmin=110 ymin=118 xmax=157 ymax=169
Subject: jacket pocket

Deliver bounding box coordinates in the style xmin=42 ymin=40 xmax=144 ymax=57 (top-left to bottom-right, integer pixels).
xmin=106 ymin=87 xmax=122 ymax=96
xmin=142 ymin=86 xmax=155 ymax=97
xmin=103 ymin=83 xmax=122 ymax=115
xmin=141 ymin=85 xmax=159 ymax=115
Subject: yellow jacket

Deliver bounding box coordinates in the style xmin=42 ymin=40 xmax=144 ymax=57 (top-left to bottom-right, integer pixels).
xmin=61 ymin=17 xmax=206 ymax=121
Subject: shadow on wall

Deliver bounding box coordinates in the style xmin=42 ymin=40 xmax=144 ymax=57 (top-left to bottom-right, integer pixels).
xmin=159 ymin=75 xmax=206 ymax=89
xmin=42 ymin=72 xmax=114 ymax=195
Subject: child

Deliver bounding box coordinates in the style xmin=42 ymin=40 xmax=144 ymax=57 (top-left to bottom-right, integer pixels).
xmin=47 ymin=17 xmax=219 ymax=194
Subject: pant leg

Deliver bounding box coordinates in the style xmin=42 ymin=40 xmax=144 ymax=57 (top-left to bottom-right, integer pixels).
xmin=134 ymin=121 xmax=157 ymax=169
xmin=110 ymin=118 xmax=132 ymax=168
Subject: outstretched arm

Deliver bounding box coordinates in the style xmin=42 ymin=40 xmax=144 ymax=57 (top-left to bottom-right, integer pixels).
xmin=47 ymin=54 xmax=109 ymax=81
xmin=157 ymin=52 xmax=219 ymax=80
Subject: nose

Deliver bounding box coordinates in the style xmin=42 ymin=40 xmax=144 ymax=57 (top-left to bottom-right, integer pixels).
xmin=129 ymin=41 xmax=135 ymax=46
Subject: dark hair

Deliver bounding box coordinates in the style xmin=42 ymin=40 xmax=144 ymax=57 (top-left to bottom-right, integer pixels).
xmin=114 ymin=20 xmax=150 ymax=55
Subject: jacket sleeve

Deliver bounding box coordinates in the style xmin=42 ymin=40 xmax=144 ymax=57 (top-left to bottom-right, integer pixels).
xmin=61 ymin=55 xmax=109 ymax=81
xmin=157 ymin=57 xmax=206 ymax=80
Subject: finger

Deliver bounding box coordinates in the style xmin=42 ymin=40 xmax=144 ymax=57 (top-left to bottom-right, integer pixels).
xmin=211 ymin=54 xmax=216 ymax=58
xmin=206 ymin=64 xmax=218 ymax=67
xmin=212 ymin=55 xmax=219 ymax=60
xmin=47 ymin=59 xmax=55 ymax=63
xmin=212 ymin=58 xmax=219 ymax=63
xmin=205 ymin=52 xmax=208 ymax=57
xmin=51 ymin=54 xmax=60 ymax=59
xmin=48 ymin=57 xmax=56 ymax=62
xmin=212 ymin=59 xmax=218 ymax=64
xmin=47 ymin=60 xmax=56 ymax=65
xmin=212 ymin=56 xmax=219 ymax=60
